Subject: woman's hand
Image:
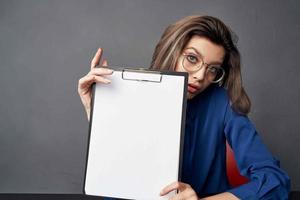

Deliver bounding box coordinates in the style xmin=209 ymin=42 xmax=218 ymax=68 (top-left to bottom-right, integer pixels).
xmin=160 ymin=181 xmax=199 ymax=200
xmin=160 ymin=181 xmax=239 ymax=200
xmin=78 ymin=48 xmax=114 ymax=120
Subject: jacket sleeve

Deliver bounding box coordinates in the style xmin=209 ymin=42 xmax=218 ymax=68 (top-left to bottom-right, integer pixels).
xmin=223 ymin=102 xmax=290 ymax=200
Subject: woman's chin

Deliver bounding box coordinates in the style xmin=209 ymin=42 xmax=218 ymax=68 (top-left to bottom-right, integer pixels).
xmin=187 ymin=92 xmax=195 ymax=99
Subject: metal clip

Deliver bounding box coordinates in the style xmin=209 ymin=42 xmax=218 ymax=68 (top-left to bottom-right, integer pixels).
xmin=121 ymin=68 xmax=162 ymax=83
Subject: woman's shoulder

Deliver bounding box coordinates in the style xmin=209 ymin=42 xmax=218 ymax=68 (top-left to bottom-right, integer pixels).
xmin=210 ymin=86 xmax=246 ymax=118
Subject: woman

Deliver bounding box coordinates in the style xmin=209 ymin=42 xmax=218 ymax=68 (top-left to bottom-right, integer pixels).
xmin=78 ymin=15 xmax=290 ymax=199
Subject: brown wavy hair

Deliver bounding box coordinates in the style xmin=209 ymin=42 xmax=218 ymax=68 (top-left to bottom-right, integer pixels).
xmin=150 ymin=15 xmax=251 ymax=115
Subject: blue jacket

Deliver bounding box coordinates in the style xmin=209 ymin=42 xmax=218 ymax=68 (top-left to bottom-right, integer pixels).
xmin=104 ymin=85 xmax=290 ymax=200
xmin=181 ymin=85 xmax=290 ymax=199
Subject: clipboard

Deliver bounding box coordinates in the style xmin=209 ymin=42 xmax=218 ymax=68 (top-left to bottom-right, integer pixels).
xmin=83 ymin=67 xmax=188 ymax=200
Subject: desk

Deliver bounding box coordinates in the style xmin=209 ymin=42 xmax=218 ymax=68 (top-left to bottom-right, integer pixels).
xmin=0 ymin=193 xmax=299 ymax=200
xmin=0 ymin=194 xmax=103 ymax=200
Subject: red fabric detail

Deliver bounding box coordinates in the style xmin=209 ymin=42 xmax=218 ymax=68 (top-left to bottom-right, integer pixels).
xmin=226 ymin=141 xmax=249 ymax=187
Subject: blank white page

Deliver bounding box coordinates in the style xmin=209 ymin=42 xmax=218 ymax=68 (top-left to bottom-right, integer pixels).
xmin=85 ymin=70 xmax=186 ymax=200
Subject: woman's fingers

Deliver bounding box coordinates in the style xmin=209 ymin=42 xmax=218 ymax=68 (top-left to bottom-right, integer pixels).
xmin=102 ymin=59 xmax=108 ymax=67
xmin=160 ymin=181 xmax=189 ymax=196
xmin=160 ymin=182 xmax=198 ymax=200
xmin=79 ymin=63 xmax=113 ymax=96
xmin=81 ymin=74 xmax=111 ymax=87
xmin=91 ymin=48 xmax=103 ymax=69
xmin=93 ymin=75 xmax=111 ymax=84
xmin=169 ymin=190 xmax=194 ymax=200
xmin=88 ymin=67 xmax=113 ymax=76
xmin=78 ymin=74 xmax=111 ymax=93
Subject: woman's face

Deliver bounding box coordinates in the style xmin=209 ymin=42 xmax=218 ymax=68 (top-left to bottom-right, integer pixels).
xmin=175 ymin=36 xmax=225 ymax=99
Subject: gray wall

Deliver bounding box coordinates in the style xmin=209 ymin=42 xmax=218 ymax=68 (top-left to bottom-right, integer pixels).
xmin=0 ymin=0 xmax=299 ymax=193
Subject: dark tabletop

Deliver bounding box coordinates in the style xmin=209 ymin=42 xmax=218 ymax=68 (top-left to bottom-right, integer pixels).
xmin=0 ymin=192 xmax=299 ymax=200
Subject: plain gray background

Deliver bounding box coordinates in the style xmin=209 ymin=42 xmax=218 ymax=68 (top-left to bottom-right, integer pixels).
xmin=0 ymin=0 xmax=299 ymax=193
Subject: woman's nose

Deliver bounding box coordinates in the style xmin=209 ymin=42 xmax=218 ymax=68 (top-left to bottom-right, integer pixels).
xmin=192 ymin=67 xmax=206 ymax=81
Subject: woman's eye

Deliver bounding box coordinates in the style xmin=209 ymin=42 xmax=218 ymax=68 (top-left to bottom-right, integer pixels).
xmin=208 ymin=66 xmax=218 ymax=74
xmin=187 ymin=55 xmax=198 ymax=63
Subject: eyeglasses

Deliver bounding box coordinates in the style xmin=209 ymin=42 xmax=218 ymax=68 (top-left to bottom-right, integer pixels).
xmin=181 ymin=53 xmax=225 ymax=83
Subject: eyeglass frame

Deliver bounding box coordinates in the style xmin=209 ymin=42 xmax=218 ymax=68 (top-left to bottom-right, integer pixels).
xmin=181 ymin=53 xmax=226 ymax=83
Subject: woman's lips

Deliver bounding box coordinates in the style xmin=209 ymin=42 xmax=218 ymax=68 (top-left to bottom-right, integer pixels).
xmin=188 ymin=84 xmax=200 ymax=94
